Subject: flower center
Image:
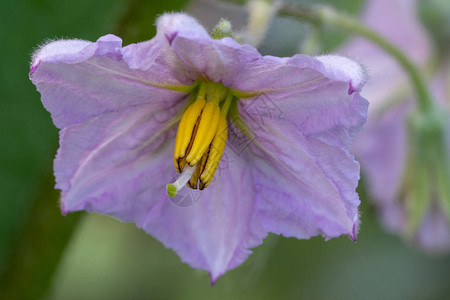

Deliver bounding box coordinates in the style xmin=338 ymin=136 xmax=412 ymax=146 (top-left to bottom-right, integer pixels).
xmin=166 ymin=82 xmax=234 ymax=197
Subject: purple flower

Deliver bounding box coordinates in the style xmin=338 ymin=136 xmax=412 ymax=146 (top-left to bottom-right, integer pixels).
xmin=343 ymin=0 xmax=450 ymax=252
xmin=30 ymin=13 xmax=368 ymax=281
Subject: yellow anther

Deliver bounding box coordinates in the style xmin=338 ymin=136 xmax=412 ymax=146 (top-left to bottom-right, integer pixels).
xmin=199 ymin=114 xmax=228 ymax=190
xmin=174 ymin=157 xmax=187 ymax=174
xmin=170 ymin=81 xmax=235 ymax=193
xmin=187 ymin=150 xmax=208 ymax=189
xmin=174 ymin=97 xmax=205 ymax=172
xmin=187 ymin=164 xmax=201 ymax=189
xmin=185 ymin=101 xmax=221 ymax=166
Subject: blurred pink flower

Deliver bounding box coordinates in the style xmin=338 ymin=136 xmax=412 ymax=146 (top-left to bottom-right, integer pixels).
xmin=343 ymin=0 xmax=450 ymax=252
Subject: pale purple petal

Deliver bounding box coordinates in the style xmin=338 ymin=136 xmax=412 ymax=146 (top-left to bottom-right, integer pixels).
xmin=30 ymin=35 xmax=124 ymax=73
xmin=171 ymin=35 xmax=262 ymax=84
xmin=378 ymin=201 xmax=406 ymax=236
xmin=237 ymin=55 xmax=368 ymax=240
xmin=30 ymin=34 xmax=189 ymax=129
xmin=157 ymin=12 xmax=210 ymax=43
xmin=140 ymin=148 xmax=266 ymax=283
xmin=379 ymin=202 xmax=450 ymax=254
xmin=414 ymin=207 xmax=450 ymax=253
xmin=238 ymin=54 xmax=368 ymax=143
xmin=228 ymin=54 xmax=366 ymax=97
xmin=57 ymin=99 xmax=267 ymax=281
xmin=31 ymin=39 xmax=92 ymax=73
xmin=58 ymin=101 xmax=183 ymax=224
xmin=121 ymin=13 xmax=210 ymax=82
xmin=352 ymin=102 xmax=410 ymax=206
xmin=147 ymin=13 xmax=263 ymax=84
xmin=123 ymin=13 xmax=259 ymax=85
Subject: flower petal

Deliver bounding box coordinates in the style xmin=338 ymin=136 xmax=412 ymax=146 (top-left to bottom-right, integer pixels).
xmin=58 ymin=101 xmax=183 ymax=225
xmin=236 ymin=58 xmax=368 ymax=240
xmin=228 ymin=54 xmax=366 ymax=95
xmin=30 ymin=34 xmax=123 ymax=73
xmin=171 ymin=36 xmax=262 ymax=85
xmin=121 ymin=13 xmax=210 ymax=82
xmin=238 ymin=54 xmax=368 ymax=144
xmin=352 ymin=102 xmax=410 ymax=207
xmin=30 ymin=34 xmax=189 ymax=129
xmin=157 ymin=12 xmax=210 ymax=43
xmin=140 ymin=147 xmax=266 ymax=283
xmin=414 ymin=207 xmax=450 ymax=253
xmin=154 ymin=13 xmax=263 ymax=84
xmin=380 ymin=202 xmax=450 ymax=253
xmin=58 ymin=102 xmax=265 ymax=281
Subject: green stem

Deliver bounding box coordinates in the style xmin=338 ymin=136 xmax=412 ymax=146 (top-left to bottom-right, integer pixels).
xmin=278 ymin=4 xmax=434 ymax=112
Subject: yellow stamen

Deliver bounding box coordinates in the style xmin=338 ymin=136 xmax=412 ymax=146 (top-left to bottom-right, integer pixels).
xmin=187 ymin=150 xmax=208 ymax=189
xmin=174 ymin=85 xmax=207 ymax=173
xmin=169 ymin=82 xmax=234 ymax=195
xmin=199 ymin=114 xmax=228 ymax=190
xmin=185 ymin=101 xmax=221 ymax=166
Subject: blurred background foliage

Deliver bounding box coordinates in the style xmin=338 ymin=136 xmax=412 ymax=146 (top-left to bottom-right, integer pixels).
xmin=0 ymin=0 xmax=449 ymax=299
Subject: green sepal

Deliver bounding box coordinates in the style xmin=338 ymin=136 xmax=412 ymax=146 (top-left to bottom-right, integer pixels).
xmin=436 ymin=157 xmax=450 ymax=220
xmin=212 ymin=19 xmax=233 ymax=39
xmin=404 ymin=109 xmax=450 ymax=235
xmin=404 ymin=155 xmax=431 ymax=236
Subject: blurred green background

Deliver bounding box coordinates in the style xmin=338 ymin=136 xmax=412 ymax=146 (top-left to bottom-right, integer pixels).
xmin=0 ymin=0 xmax=449 ymax=299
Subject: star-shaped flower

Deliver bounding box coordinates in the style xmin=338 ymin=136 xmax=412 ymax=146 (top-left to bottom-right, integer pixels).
xmin=30 ymin=13 xmax=368 ymax=281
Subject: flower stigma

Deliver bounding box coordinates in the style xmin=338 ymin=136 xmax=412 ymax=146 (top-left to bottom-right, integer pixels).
xmin=166 ymin=82 xmax=234 ymax=197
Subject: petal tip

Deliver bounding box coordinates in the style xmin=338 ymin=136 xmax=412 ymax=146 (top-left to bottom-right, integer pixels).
xmin=96 ymin=34 xmax=122 ymax=43
xmin=156 ymin=12 xmax=209 ymax=42
xmin=61 ymin=200 xmax=68 ymax=216
xmin=349 ymin=218 xmax=359 ymax=242
xmin=316 ymin=54 xmax=368 ymax=92
xmin=29 ymin=38 xmax=94 ymax=76
xmin=348 ymin=81 xmax=356 ymax=95
xmin=209 ymin=271 xmax=223 ymax=286
xmin=29 ymin=61 xmax=40 ymax=76
xmin=165 ymin=31 xmax=178 ymax=45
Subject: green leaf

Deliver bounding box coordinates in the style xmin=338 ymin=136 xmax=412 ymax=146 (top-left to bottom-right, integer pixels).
xmin=0 ymin=174 xmax=82 ymax=300
xmin=0 ymin=0 xmax=124 ymax=272
xmin=0 ymin=0 xmax=190 ymax=298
